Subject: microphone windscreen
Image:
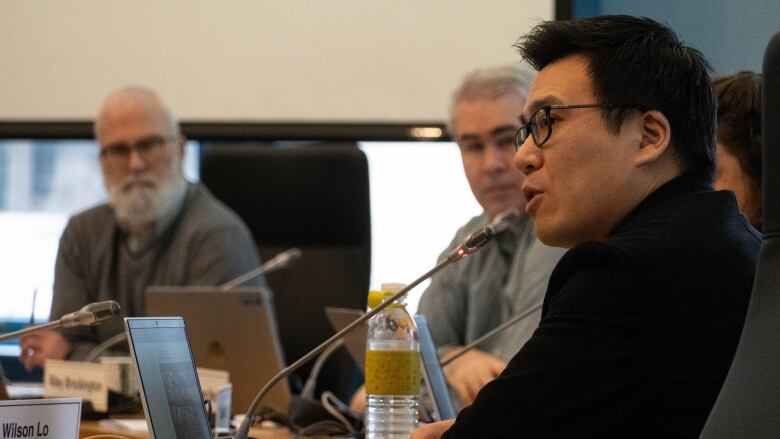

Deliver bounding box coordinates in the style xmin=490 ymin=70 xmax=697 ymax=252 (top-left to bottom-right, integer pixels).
xmin=86 ymin=300 xmax=122 ymax=325
xmin=464 ymin=227 xmax=494 ymax=251
xmin=280 ymin=247 xmax=303 ymax=267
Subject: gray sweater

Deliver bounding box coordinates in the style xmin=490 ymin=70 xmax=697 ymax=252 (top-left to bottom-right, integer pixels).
xmin=51 ymin=182 xmax=262 ymax=359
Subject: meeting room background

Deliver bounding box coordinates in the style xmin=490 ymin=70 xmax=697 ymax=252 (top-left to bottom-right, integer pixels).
xmin=0 ymin=0 xmax=777 ymax=380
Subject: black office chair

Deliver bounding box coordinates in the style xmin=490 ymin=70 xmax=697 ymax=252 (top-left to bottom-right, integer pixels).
xmin=200 ymin=144 xmax=371 ymax=402
xmin=699 ymin=32 xmax=780 ymax=438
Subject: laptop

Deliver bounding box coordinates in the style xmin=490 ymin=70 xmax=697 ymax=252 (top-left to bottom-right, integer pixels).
xmin=324 ymin=307 xmax=367 ymax=373
xmin=145 ymin=286 xmax=291 ymax=414
xmin=414 ymin=314 xmax=456 ymax=421
xmin=125 ymin=317 xmax=212 ymax=439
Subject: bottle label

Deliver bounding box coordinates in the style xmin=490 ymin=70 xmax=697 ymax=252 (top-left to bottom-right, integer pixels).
xmin=365 ymin=350 xmax=421 ymax=395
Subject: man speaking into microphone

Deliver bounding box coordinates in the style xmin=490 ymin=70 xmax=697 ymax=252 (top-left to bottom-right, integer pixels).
xmin=20 ymin=86 xmax=263 ymax=369
xmin=413 ymin=15 xmax=761 ymax=438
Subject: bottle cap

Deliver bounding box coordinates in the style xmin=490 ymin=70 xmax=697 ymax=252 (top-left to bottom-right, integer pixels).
xmin=367 ymin=283 xmax=408 ymax=309
xmin=367 ymin=290 xmax=387 ymax=309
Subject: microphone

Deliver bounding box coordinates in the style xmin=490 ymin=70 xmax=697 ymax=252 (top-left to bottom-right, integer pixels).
xmin=220 ymin=247 xmax=303 ymax=291
xmin=436 ymin=208 xmax=529 ymax=367
xmin=60 ymin=300 xmax=121 ymax=328
xmin=0 ymin=300 xmax=122 ymax=343
xmin=234 ymin=226 xmax=498 ymax=438
xmin=445 ymin=207 xmax=521 ymax=263
xmin=440 ymin=302 xmax=542 ymax=367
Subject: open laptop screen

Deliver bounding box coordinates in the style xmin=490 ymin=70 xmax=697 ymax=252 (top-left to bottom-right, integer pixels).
xmin=125 ymin=317 xmax=212 ymax=439
xmin=414 ymin=314 xmax=456 ymax=421
xmin=145 ymin=286 xmax=290 ymax=413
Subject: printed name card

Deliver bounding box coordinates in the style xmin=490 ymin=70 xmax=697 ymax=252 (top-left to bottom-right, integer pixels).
xmin=43 ymin=360 xmax=108 ymax=413
xmin=0 ymin=398 xmax=81 ymax=439
xmin=99 ymin=356 xmax=138 ymax=396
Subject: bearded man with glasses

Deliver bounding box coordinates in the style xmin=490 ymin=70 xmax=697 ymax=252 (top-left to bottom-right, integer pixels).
xmin=20 ymin=87 xmax=263 ymax=368
xmin=413 ymin=15 xmax=760 ymax=439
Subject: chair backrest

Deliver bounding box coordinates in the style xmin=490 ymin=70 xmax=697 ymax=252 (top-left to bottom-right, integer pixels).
xmin=699 ymin=31 xmax=780 ymax=438
xmin=200 ymin=144 xmax=371 ymax=400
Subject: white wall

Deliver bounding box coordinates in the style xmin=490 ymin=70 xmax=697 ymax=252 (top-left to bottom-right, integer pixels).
xmin=0 ymin=0 xmax=552 ymax=122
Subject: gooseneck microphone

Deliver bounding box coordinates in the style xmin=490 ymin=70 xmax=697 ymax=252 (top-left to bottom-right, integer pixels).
xmin=220 ymin=247 xmax=303 ymax=291
xmin=437 ymin=208 xmax=531 ymax=367
xmin=440 ymin=302 xmax=542 ymax=367
xmin=87 ymin=250 xmax=302 ymax=362
xmin=444 ymin=208 xmax=520 ymax=262
xmin=60 ymin=300 xmax=121 ymax=327
xmin=235 ymin=211 xmax=518 ymax=439
xmin=0 ymin=300 xmax=122 ymax=343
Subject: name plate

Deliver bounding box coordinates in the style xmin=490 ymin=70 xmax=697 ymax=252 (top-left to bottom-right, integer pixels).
xmin=99 ymin=356 xmax=138 ymax=396
xmin=43 ymin=360 xmax=108 ymax=412
xmin=0 ymin=398 xmax=81 ymax=439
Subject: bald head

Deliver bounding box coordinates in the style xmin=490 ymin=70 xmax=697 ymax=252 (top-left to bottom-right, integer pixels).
xmin=95 ymin=86 xmax=186 ymax=233
xmin=94 ymin=86 xmax=179 ymax=142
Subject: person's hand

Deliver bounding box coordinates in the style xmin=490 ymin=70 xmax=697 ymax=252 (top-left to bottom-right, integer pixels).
xmin=410 ymin=419 xmax=456 ymax=439
xmin=19 ymin=330 xmax=71 ymax=371
xmin=349 ymin=385 xmax=367 ymax=412
xmin=441 ymin=348 xmax=506 ymax=405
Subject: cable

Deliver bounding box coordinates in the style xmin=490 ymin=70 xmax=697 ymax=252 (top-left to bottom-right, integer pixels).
xmin=294 ymin=420 xmax=350 ymax=438
xmin=320 ymin=391 xmax=353 ymax=431
xmin=84 ymin=333 xmax=129 ymax=362
xmin=299 ymin=339 xmax=344 ymax=399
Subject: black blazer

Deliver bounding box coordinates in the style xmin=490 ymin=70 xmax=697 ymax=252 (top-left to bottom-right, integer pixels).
xmin=443 ymin=175 xmax=761 ymax=438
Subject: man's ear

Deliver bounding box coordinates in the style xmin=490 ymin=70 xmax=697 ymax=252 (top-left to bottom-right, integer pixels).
xmin=177 ymin=134 xmax=187 ymax=159
xmin=634 ymin=110 xmax=672 ymax=167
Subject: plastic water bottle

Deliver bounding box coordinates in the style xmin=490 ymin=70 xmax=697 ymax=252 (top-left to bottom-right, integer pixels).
xmin=364 ymin=282 xmax=421 ymax=439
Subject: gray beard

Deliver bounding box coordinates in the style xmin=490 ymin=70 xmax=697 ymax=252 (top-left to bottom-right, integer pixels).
xmin=108 ymin=172 xmax=183 ymax=233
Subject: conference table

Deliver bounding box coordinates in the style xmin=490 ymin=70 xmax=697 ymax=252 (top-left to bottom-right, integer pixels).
xmin=78 ymin=419 xmax=297 ymax=438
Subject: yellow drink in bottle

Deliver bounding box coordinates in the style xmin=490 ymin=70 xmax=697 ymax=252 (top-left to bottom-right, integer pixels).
xmin=365 ymin=350 xmax=421 ymax=395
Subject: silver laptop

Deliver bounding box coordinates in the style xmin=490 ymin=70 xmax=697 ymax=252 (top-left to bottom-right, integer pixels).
xmin=125 ymin=317 xmax=212 ymax=439
xmin=145 ymin=286 xmax=291 ymax=414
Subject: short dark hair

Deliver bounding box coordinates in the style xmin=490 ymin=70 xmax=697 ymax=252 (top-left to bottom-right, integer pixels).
xmin=714 ymin=71 xmax=762 ymax=227
xmin=515 ymin=15 xmax=716 ymax=181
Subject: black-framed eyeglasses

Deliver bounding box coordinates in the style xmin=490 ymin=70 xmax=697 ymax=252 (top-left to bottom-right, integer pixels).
xmin=514 ymin=103 xmax=646 ymax=149
xmin=99 ymin=134 xmax=177 ymax=164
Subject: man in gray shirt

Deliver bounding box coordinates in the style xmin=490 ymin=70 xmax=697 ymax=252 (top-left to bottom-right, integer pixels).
xmin=416 ymin=65 xmax=564 ymax=405
xmin=350 ymin=66 xmax=564 ymax=412
xmin=19 ymin=86 xmax=262 ymax=368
